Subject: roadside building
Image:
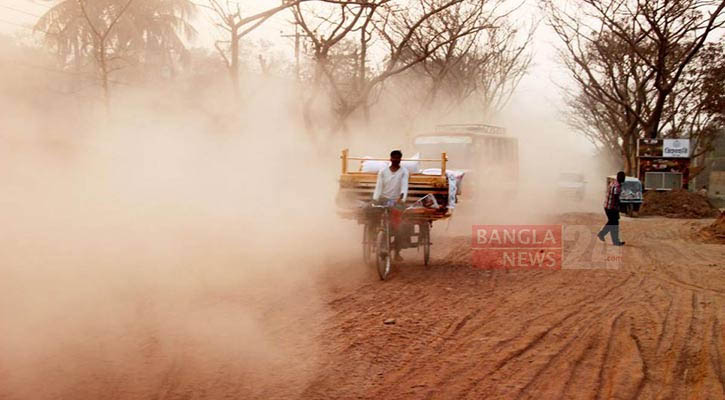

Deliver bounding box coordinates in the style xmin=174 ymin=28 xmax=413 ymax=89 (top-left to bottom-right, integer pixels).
xmin=695 ymin=130 xmax=725 ymax=207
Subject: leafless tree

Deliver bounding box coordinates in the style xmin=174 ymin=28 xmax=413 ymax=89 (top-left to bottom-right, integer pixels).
xmin=558 ymin=29 xmax=653 ymax=173
xmin=408 ymin=2 xmax=534 ymax=118
xmin=664 ymin=42 xmax=725 ymax=157
xmin=48 ymin=0 xmax=136 ymax=109
xmin=473 ymin=23 xmax=533 ymax=117
xmin=544 ymin=0 xmax=725 ymax=172
xmin=292 ymin=0 xmax=380 ymax=131
xmin=202 ymin=0 xmax=362 ymax=98
xmin=203 ymin=1 xmax=289 ymax=97
xmin=294 ymin=0 xmax=508 ymax=134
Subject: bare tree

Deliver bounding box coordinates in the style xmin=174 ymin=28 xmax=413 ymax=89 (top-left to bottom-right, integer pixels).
xmin=408 ymin=2 xmax=534 ymax=118
xmin=544 ymin=0 xmax=725 ymax=172
xmin=293 ymin=0 xmax=505 ymax=134
xmin=71 ymin=0 xmax=134 ymax=108
xmin=203 ymin=1 xmax=290 ymax=97
xmin=664 ymin=42 xmax=725 ymax=157
xmin=558 ymin=28 xmax=654 ymax=173
xmin=202 ymin=0 xmax=362 ymax=97
xmin=292 ymin=0 xmax=378 ymax=130
xmin=473 ymin=23 xmax=533 ymax=117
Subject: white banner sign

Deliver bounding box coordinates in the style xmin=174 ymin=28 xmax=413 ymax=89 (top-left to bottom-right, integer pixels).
xmin=662 ymin=139 xmax=690 ymax=158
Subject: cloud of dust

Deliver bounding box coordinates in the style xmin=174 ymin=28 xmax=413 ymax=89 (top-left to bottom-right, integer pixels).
xmin=0 ymin=52 xmax=366 ymax=399
xmin=0 ymin=27 xmax=622 ymax=398
xmin=339 ymin=66 xmax=618 ymax=234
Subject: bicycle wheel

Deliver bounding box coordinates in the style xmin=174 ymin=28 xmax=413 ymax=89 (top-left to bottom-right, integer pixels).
xmin=362 ymin=223 xmax=374 ymax=265
xmin=376 ymin=228 xmax=391 ymax=280
xmin=421 ymin=223 xmax=431 ymax=266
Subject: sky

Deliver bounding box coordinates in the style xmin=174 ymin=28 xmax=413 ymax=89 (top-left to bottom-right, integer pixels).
xmin=0 ymin=0 xmax=593 ymax=153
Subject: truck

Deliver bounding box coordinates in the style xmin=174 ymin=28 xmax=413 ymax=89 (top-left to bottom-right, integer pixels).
xmin=411 ymin=124 xmax=518 ymax=199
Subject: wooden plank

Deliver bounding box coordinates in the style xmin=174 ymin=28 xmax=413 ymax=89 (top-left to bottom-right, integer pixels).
xmin=343 ymin=172 xmax=447 ymax=178
xmin=341 ymin=148 xmax=348 ymax=174
xmin=340 ymin=174 xmax=447 ymax=185
xmin=341 ymin=149 xmax=449 ymax=177
xmin=346 ymin=157 xmax=446 ymax=162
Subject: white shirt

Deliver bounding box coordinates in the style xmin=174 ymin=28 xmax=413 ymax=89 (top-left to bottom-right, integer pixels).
xmin=373 ymin=167 xmax=409 ymax=202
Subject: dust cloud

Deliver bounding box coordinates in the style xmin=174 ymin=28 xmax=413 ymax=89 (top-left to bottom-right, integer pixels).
xmin=0 ymin=24 xmax=611 ymax=398
xmin=0 ymin=66 xmax=365 ymax=398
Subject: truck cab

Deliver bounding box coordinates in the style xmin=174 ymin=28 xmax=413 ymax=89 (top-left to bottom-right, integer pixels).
xmin=412 ymin=124 xmax=518 ymax=199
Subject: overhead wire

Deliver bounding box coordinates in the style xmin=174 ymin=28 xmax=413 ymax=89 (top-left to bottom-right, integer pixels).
xmin=0 ymin=18 xmax=55 ymax=35
xmin=0 ymin=4 xmax=42 ymax=18
xmin=0 ymin=18 xmax=38 ymax=31
xmin=18 ymin=0 xmax=51 ymax=10
xmin=0 ymin=57 xmax=135 ymax=87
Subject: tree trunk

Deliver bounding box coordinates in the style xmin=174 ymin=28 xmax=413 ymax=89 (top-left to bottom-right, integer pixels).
xmin=230 ymin=26 xmax=240 ymax=100
xmin=302 ymin=96 xmax=316 ymax=139
xmin=646 ymin=90 xmax=670 ymax=138
xmin=301 ymin=58 xmax=327 ymax=139
xmin=99 ymin=39 xmax=110 ymax=113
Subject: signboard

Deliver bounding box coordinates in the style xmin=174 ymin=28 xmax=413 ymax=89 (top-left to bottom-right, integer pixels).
xmin=638 ymin=138 xmax=690 ymax=158
xmin=663 ymin=139 xmax=690 ymax=158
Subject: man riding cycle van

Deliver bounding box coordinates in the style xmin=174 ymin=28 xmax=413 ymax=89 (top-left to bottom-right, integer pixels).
xmin=372 ymin=150 xmax=411 ymax=261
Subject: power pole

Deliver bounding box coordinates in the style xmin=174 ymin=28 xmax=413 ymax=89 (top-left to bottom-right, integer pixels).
xmin=294 ymin=24 xmax=300 ymax=79
xmin=281 ymin=23 xmax=309 ymax=81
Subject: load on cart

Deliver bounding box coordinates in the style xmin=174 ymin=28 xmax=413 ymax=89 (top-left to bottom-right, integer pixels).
xmin=336 ymin=149 xmax=462 ymax=280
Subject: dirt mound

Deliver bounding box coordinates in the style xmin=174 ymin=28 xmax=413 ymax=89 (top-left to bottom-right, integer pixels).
xmin=640 ymin=189 xmax=719 ymax=218
xmin=699 ymin=211 xmax=725 ymax=243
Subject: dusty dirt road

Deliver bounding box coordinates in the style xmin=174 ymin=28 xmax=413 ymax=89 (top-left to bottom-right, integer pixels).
xmin=2 ymin=213 xmax=724 ymax=400
xmin=301 ymin=213 xmax=725 ymax=399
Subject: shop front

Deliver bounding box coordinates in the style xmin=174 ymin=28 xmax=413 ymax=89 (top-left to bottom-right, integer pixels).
xmin=637 ymin=138 xmax=691 ymax=190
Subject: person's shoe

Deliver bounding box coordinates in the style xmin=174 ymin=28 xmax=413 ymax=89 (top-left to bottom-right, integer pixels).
xmin=597 ymin=232 xmax=605 ymax=242
xmin=394 ymin=253 xmax=404 ymax=262
xmin=613 ymin=242 xmax=626 ymax=246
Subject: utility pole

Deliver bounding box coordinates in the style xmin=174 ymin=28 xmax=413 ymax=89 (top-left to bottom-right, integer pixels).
xmin=281 ymin=23 xmax=309 ymax=81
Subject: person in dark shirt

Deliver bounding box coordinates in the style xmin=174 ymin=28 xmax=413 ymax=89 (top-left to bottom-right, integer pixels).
xmin=597 ymin=171 xmax=626 ymax=246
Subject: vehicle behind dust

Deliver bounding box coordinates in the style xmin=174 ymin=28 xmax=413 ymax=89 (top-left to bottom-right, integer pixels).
xmin=412 ymin=124 xmax=518 ymax=199
xmin=607 ymin=175 xmax=643 ymax=217
xmin=557 ymin=172 xmax=587 ymax=201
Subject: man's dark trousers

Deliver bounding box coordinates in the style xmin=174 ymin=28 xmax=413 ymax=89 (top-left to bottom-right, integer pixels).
xmin=598 ymin=208 xmax=621 ymax=244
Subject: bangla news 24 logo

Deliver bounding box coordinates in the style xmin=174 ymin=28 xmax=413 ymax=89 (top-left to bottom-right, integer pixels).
xmin=471 ymin=225 xmax=624 ymax=270
xmin=472 ymin=225 xmax=562 ymax=270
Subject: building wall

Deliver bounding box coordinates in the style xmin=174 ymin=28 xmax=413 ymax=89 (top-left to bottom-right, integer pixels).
xmin=696 ymin=129 xmax=725 ymax=207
